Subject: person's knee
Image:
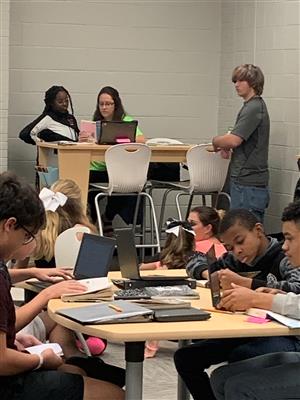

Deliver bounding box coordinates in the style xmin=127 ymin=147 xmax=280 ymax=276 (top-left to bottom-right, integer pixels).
xmin=224 ymin=376 xmax=248 ymax=400
xmin=210 ymin=366 xmax=226 ymax=397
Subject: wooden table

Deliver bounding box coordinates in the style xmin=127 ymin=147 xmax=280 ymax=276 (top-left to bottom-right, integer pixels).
xmin=47 ymin=273 xmax=300 ymax=400
xmin=37 ymin=142 xmax=192 ymax=208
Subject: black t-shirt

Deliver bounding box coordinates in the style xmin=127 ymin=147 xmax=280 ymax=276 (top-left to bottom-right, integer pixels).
xmin=0 ymin=262 xmax=16 ymax=349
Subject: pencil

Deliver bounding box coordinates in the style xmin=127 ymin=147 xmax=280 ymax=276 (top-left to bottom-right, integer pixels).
xmin=204 ymin=307 xmax=236 ymax=315
xmin=108 ymin=303 xmax=123 ymax=313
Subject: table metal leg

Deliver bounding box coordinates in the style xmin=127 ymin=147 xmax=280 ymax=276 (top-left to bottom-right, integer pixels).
xmin=125 ymin=341 xmax=145 ymax=400
xmin=177 ymin=340 xmax=190 ymax=400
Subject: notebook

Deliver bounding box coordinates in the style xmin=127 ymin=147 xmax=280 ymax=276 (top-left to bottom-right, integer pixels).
xmin=96 ymin=120 xmax=138 ymax=145
xmin=56 ymin=300 xmax=153 ymax=324
xmin=28 ymin=233 xmax=116 ymax=290
xmin=115 ymin=228 xmax=189 ymax=282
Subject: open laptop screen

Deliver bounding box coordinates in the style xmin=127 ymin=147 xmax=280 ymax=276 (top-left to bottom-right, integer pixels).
xmin=74 ymin=233 xmax=116 ymax=279
xmin=96 ymin=120 xmax=138 ymax=145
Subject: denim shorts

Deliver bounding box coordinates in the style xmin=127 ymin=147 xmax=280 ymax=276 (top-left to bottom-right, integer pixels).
xmin=230 ymin=182 xmax=270 ymax=222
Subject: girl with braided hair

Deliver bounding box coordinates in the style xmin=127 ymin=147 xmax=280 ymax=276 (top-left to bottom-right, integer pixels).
xmin=19 ymin=85 xmax=79 ymax=145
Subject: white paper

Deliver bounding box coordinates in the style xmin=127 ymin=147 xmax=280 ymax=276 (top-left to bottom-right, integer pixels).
xmin=26 ymin=343 xmax=63 ymax=356
xmin=61 ymin=277 xmax=111 ymax=297
xmin=267 ymin=311 xmax=300 ymax=329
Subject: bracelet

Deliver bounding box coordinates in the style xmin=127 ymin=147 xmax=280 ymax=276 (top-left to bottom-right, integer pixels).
xmin=33 ymin=353 xmax=44 ymax=370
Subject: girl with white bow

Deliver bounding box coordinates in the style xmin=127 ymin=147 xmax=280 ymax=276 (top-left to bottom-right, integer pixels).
xmin=140 ymin=218 xmax=196 ymax=271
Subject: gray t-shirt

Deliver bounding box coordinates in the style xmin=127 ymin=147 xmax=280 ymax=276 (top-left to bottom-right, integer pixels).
xmin=230 ymin=96 xmax=270 ymax=187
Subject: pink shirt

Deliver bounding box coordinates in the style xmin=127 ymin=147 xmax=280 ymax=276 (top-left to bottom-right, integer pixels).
xmin=195 ymin=238 xmax=226 ymax=258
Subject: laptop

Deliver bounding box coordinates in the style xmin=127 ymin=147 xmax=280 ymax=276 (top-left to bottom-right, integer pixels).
xmin=206 ymin=245 xmax=220 ymax=307
xmin=115 ymin=228 xmax=189 ymax=282
xmin=28 ymin=233 xmax=116 ymax=289
xmin=96 ymin=120 xmax=138 ymax=145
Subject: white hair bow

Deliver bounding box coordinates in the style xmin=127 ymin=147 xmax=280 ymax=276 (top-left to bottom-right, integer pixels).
xmin=165 ymin=219 xmax=196 ymax=238
xmin=39 ymin=187 xmax=67 ymax=212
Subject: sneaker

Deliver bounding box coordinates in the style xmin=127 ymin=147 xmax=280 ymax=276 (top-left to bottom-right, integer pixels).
xmin=76 ymin=336 xmax=107 ymax=356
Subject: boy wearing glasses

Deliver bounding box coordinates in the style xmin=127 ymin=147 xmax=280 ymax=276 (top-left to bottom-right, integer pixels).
xmin=0 ymin=172 xmax=124 ymax=400
xmin=212 ymin=64 xmax=270 ymax=222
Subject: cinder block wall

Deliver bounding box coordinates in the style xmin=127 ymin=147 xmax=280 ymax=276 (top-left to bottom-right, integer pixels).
xmin=8 ymin=1 xmax=221 ymax=185
xmin=218 ymin=0 xmax=300 ymax=233
xmin=0 ymin=0 xmax=9 ymax=172
xmin=4 ymin=0 xmax=300 ymax=232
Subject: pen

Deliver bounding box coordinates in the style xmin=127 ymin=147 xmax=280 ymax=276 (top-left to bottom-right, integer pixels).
xmin=108 ymin=304 xmax=123 ymax=313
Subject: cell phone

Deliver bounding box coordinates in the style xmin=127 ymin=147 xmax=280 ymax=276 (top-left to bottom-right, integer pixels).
xmin=206 ymin=245 xmax=220 ymax=307
xmin=209 ymin=270 xmax=221 ymax=307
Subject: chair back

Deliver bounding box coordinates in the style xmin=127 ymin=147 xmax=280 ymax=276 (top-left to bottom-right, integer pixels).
xmin=187 ymin=144 xmax=230 ymax=194
xmin=105 ymin=143 xmax=151 ymax=194
xmin=54 ymin=225 xmax=90 ymax=268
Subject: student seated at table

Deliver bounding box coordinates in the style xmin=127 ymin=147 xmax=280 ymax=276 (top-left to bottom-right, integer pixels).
xmin=16 ymin=179 xmax=107 ymax=356
xmin=0 ymin=171 xmax=124 ymax=400
xmin=140 ymin=218 xmax=196 ymax=271
xmin=187 ymin=208 xmax=300 ymax=293
xmin=19 ymin=85 xmax=79 ymax=145
xmin=174 ymin=208 xmax=300 ymax=400
xmin=8 ymin=221 xmax=125 ymax=388
xmin=210 ymin=200 xmax=300 ymax=400
xmin=80 ymin=86 xmax=145 ymax=233
xmin=185 ymin=206 xmax=227 ymax=279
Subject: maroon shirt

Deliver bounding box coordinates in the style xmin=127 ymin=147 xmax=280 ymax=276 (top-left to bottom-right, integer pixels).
xmin=0 ymin=262 xmax=16 ymax=349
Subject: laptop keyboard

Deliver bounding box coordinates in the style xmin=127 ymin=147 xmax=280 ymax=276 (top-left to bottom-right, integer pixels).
xmin=114 ymin=288 xmax=151 ymax=300
xmin=115 ymin=285 xmax=199 ymax=299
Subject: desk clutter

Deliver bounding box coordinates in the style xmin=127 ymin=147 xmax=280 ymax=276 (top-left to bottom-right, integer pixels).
xmin=56 ymin=299 xmax=210 ymax=324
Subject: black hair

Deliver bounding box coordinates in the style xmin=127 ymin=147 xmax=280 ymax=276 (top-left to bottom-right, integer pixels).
xmin=93 ymin=86 xmax=125 ymax=121
xmin=281 ymin=201 xmax=300 ymax=225
xmin=219 ymin=209 xmax=259 ymax=235
xmin=0 ymin=172 xmax=46 ymax=234
xmin=190 ymin=206 xmax=222 ymax=235
xmin=43 ymin=85 xmax=74 ymax=115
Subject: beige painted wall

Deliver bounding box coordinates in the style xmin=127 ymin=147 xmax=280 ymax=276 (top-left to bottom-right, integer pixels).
xmin=8 ymin=0 xmax=221 ymax=180
xmin=0 ymin=0 xmax=9 ymax=172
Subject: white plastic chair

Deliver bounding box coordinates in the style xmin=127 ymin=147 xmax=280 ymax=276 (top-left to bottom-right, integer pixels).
xmin=54 ymin=225 xmax=91 ymax=269
xmin=54 ymin=225 xmax=92 ymax=356
xmin=158 ymin=144 xmax=231 ymax=226
xmin=92 ymin=143 xmax=160 ymax=252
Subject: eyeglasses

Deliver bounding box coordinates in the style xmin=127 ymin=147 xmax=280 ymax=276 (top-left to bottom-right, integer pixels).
xmin=18 ymin=223 xmax=36 ymax=245
xmin=99 ymin=102 xmax=114 ymax=108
